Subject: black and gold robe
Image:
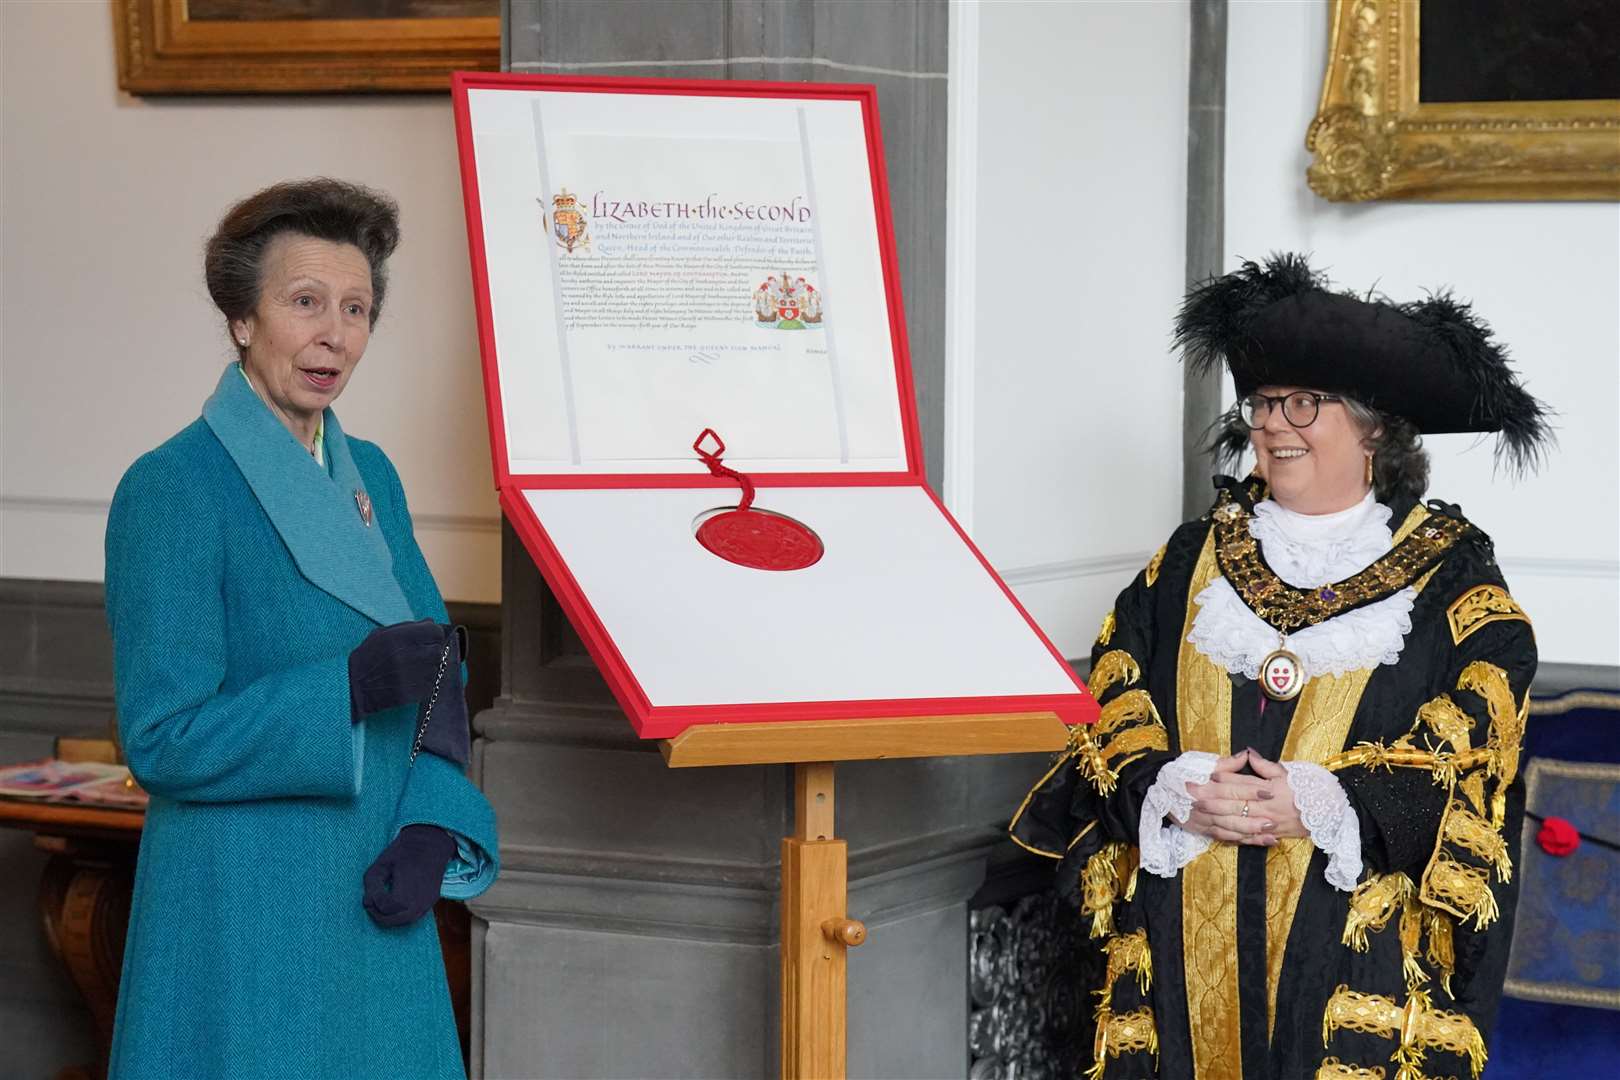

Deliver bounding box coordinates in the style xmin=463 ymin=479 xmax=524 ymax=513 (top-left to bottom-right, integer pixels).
xmin=1011 ymin=477 xmax=1536 ymax=1080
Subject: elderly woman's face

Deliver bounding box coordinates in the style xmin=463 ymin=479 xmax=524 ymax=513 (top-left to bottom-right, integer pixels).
xmin=1247 ymin=385 xmax=1372 ymax=514
xmin=231 ymin=234 xmax=373 ymax=431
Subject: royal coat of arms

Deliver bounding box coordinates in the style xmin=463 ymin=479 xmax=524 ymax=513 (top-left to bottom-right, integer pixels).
xmin=545 ymin=188 xmax=590 ymax=254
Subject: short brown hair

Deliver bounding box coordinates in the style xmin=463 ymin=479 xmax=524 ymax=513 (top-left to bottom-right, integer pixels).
xmin=204 ymin=178 xmax=401 ymax=337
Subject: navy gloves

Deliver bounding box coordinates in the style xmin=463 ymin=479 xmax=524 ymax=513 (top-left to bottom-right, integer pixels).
xmin=363 ymin=824 xmax=456 ymax=928
xmin=349 ymin=619 xmax=449 ymax=719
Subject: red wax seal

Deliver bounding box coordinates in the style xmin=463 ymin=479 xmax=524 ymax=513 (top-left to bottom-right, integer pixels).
xmin=1537 ymin=816 xmax=1580 ymax=857
xmin=689 ymin=428 xmax=824 ymax=571
xmin=696 ymin=509 xmax=823 ymax=571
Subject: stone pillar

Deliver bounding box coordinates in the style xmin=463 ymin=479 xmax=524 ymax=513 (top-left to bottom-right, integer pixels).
xmin=468 ymin=5 xmax=1048 ymax=1076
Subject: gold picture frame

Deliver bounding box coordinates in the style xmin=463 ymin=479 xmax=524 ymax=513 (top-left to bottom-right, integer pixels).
xmin=114 ymin=0 xmax=499 ymax=95
xmin=1307 ymin=0 xmax=1620 ymax=202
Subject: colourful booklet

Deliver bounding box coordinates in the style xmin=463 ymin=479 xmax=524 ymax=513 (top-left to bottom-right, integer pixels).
xmin=0 ymin=759 xmax=148 ymax=808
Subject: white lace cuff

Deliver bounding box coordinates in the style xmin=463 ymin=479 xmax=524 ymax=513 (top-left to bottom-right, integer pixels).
xmin=1139 ymin=751 xmax=1218 ymax=878
xmin=1281 ymin=761 xmax=1362 ymax=891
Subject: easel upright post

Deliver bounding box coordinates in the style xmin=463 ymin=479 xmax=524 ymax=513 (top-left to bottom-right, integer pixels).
xmin=781 ymin=763 xmax=865 ymax=1079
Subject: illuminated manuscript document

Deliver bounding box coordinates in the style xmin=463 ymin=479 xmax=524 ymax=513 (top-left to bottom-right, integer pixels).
xmin=466 ymin=90 xmax=908 ymax=475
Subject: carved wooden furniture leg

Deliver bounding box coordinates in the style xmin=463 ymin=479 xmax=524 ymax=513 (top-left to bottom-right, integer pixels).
xmin=781 ymin=763 xmax=867 ymax=1079
xmin=36 ymin=839 xmax=132 ymax=1080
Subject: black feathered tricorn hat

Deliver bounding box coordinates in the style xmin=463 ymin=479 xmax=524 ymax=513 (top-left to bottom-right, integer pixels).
xmin=1174 ymin=253 xmax=1552 ymax=474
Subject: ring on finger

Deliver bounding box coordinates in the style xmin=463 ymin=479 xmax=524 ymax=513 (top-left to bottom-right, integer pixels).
xmin=1240 ymin=801 xmax=1250 ymax=818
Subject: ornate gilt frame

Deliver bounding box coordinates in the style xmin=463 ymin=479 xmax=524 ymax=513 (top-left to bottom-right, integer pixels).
xmin=1306 ymin=0 xmax=1620 ymax=201
xmin=113 ymin=0 xmax=499 ymax=95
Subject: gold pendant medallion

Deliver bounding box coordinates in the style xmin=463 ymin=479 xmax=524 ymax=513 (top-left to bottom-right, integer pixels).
xmin=1260 ymin=645 xmax=1305 ymax=701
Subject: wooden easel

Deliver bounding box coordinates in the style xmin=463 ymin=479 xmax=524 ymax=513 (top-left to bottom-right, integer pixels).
xmin=661 ymin=712 xmax=1068 ymax=1079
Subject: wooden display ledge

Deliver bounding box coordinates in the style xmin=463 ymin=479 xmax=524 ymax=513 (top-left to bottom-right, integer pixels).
xmin=659 ymin=710 xmax=1069 ymax=768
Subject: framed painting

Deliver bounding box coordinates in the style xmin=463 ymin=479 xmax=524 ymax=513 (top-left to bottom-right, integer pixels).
xmin=114 ymin=0 xmax=500 ymax=94
xmin=1307 ymin=0 xmax=1620 ymax=201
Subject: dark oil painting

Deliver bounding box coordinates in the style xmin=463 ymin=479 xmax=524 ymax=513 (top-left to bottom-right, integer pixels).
xmin=1420 ymin=0 xmax=1620 ymax=103
xmin=188 ymin=1 xmax=497 ymax=20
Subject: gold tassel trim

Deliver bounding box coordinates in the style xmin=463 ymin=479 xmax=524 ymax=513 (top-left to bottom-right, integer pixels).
xmin=1421 ymin=853 xmax=1500 ymax=930
xmin=1423 ymin=909 xmax=1456 ymax=999
xmin=1399 ymin=894 xmax=1428 ymax=990
xmin=1096 ymin=688 xmax=1162 ymax=737
xmin=1096 ymin=609 xmax=1116 ymax=647
xmin=1103 ymin=927 xmax=1153 ymax=997
xmin=1441 ymin=799 xmax=1513 ymax=882
xmin=1088 ymin=1006 xmax=1159 ymax=1080
xmin=1416 ymin=694 xmax=1474 ymax=755
xmin=1343 ymin=872 xmax=1412 ymax=952
xmin=1089 ymin=649 xmax=1141 ymax=700
xmin=1102 ymin=723 xmax=1169 ymax=764
xmin=1457 ymin=660 xmax=1523 ymax=789
xmin=1082 ymin=842 xmax=1126 ymax=939
xmin=1323 ymin=985 xmax=1487 ymax=1080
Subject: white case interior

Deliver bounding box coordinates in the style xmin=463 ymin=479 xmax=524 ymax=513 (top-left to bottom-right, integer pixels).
xmin=526 ymin=486 xmax=1080 ymax=707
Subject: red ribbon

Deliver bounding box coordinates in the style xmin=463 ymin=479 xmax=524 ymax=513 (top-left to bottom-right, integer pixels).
xmin=693 ymin=429 xmax=755 ymax=512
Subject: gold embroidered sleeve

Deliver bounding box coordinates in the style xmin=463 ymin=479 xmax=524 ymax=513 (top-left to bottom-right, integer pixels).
xmin=1324 ymin=661 xmax=1527 ymax=931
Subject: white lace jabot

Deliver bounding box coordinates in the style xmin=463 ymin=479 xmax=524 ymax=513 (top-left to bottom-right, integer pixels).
xmin=1187 ymin=492 xmax=1417 ymax=680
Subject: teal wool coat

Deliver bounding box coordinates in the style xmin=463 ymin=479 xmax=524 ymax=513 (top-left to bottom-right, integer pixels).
xmin=105 ymin=366 xmax=497 ymax=1080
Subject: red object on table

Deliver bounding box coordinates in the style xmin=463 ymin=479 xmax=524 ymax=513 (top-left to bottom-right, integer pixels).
xmin=1537 ymin=815 xmax=1581 ymax=856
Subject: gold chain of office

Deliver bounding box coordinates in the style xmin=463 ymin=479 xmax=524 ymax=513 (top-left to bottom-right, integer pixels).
xmin=1211 ymin=495 xmax=1471 ymax=634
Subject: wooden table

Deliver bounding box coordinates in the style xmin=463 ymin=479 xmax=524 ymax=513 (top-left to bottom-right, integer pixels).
xmin=0 ymin=796 xmax=471 ymax=1080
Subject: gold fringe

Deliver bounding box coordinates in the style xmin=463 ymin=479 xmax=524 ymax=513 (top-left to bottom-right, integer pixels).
xmin=1104 ymin=928 xmax=1153 ymax=997
xmin=1457 ymin=660 xmax=1522 ymax=788
xmin=1399 ymin=894 xmax=1428 ymax=990
xmin=1083 ymin=842 xmax=1126 ymax=939
xmin=1102 ymin=723 xmax=1170 ymax=764
xmin=1089 ymin=1006 xmax=1159 ymax=1080
xmin=1096 ymin=688 xmax=1162 ymax=737
xmin=1090 ymin=649 xmax=1141 ymax=700
xmin=1096 ymin=609 xmax=1116 ymax=647
xmin=1422 ymin=853 xmax=1500 ymax=929
xmin=1343 ymin=872 xmax=1411 ymax=952
xmin=1441 ymin=799 xmax=1512 ymax=882
xmin=1416 ymin=694 xmax=1474 ymax=754
xmin=1457 ymin=772 xmax=1488 ymax=819
xmin=1423 ymin=909 xmax=1455 ymax=999
xmin=1323 ymin=982 xmax=1483 ymax=1076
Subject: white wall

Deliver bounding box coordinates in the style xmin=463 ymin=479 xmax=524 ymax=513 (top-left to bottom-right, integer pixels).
xmin=1226 ymin=2 xmax=1620 ymax=667
xmin=1 ymin=3 xmax=500 ymax=602
xmin=951 ymin=0 xmax=1191 ymax=656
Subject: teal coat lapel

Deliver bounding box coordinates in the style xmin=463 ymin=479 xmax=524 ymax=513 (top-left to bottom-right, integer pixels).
xmin=202 ymin=365 xmax=415 ymax=628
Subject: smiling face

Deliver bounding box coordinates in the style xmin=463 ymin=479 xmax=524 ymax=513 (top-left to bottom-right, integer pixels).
xmin=231 ymin=233 xmax=373 ymax=445
xmin=1248 ymin=385 xmax=1374 ymax=514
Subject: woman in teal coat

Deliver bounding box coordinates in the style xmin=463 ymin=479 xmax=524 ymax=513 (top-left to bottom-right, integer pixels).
xmin=104 ymin=179 xmax=497 ymax=1079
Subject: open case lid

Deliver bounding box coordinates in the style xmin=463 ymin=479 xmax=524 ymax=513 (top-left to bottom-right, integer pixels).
xmin=452 ymin=73 xmax=923 ymax=486
xmin=453 ymin=73 xmax=1097 ymax=757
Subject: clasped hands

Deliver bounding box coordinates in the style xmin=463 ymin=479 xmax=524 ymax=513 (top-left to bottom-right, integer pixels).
xmin=1181 ymin=748 xmax=1305 ymax=847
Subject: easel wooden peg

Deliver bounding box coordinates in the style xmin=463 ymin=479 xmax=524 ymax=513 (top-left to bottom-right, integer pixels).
xmin=781 ymin=762 xmax=865 ymax=1080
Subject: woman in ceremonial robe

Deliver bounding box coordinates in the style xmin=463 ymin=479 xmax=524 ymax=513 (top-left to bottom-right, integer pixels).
xmin=104 ymin=179 xmax=497 ymax=1079
xmin=1012 ymin=255 xmax=1549 ymax=1080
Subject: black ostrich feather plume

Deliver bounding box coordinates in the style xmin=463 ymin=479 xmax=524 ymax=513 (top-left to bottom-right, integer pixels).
xmin=1172 ymin=253 xmax=1327 ymax=380
xmin=1397 ymin=291 xmax=1555 ymax=476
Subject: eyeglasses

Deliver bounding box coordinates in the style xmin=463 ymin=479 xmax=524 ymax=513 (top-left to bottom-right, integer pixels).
xmin=1238 ymin=391 xmax=1344 ymax=429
